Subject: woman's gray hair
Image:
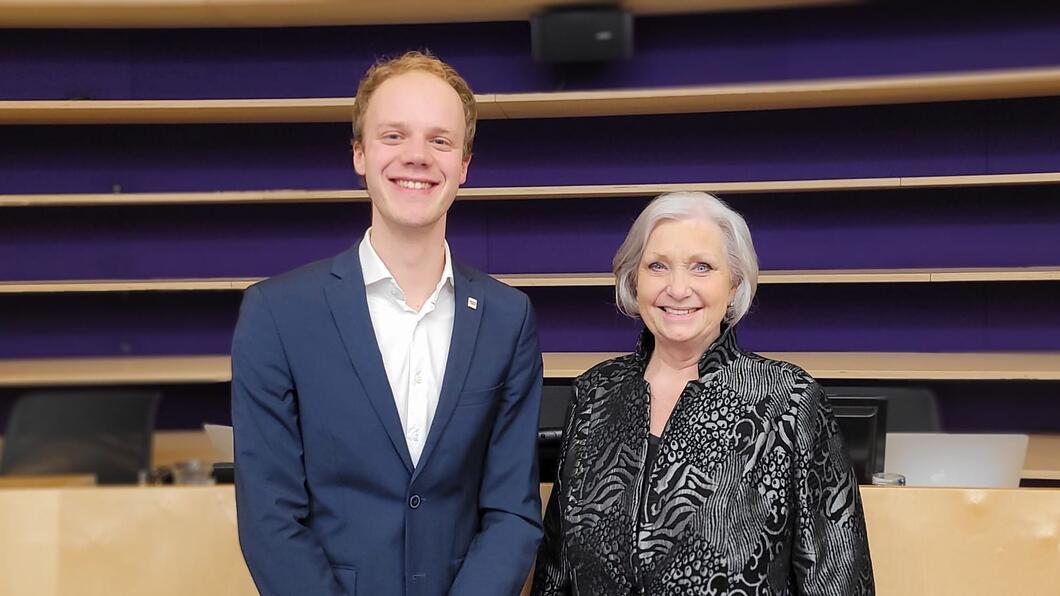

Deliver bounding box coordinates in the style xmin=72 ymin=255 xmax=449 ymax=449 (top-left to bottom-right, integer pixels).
xmin=613 ymin=191 xmax=759 ymax=325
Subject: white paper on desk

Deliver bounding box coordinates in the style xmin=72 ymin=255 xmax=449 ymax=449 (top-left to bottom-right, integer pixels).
xmin=203 ymin=423 xmax=235 ymax=462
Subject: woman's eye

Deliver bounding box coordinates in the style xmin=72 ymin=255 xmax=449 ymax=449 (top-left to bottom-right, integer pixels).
xmin=647 ymin=262 xmax=665 ymax=272
xmin=693 ymin=263 xmax=712 ymax=273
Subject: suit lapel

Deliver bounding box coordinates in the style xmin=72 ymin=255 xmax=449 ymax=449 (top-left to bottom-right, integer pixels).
xmin=413 ymin=262 xmax=483 ymax=479
xmin=324 ymin=247 xmax=414 ymax=474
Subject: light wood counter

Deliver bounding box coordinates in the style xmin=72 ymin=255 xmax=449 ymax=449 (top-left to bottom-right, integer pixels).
xmin=1 ymin=485 xmax=1057 ymax=595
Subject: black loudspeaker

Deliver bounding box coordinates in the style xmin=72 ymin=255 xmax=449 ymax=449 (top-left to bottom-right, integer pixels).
xmin=531 ymin=6 xmax=633 ymax=63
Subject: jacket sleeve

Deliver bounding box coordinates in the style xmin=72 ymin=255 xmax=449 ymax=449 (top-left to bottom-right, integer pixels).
xmin=531 ymin=470 xmax=571 ymax=594
xmin=792 ymin=380 xmax=876 ymax=596
xmin=231 ymin=285 xmax=347 ymax=596
xmin=531 ymin=381 xmax=580 ymax=595
xmin=449 ymin=294 xmax=545 ymax=596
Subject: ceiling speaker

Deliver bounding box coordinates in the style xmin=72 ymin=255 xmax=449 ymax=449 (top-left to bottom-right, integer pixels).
xmin=531 ymin=7 xmax=634 ymax=63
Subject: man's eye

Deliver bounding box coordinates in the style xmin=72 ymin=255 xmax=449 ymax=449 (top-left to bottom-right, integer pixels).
xmin=431 ymin=138 xmax=454 ymax=148
xmin=382 ymin=133 xmax=402 ymax=141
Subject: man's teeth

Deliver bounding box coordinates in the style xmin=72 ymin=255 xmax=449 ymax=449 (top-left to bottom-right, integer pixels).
xmin=662 ymin=307 xmax=696 ymax=315
xmin=396 ymin=179 xmax=432 ymax=190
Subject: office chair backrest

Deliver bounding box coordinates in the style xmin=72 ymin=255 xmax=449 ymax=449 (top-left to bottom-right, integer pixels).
xmin=0 ymin=389 xmax=161 ymax=484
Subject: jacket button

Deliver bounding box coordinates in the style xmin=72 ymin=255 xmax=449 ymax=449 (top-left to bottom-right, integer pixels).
xmin=409 ymin=494 xmax=421 ymax=509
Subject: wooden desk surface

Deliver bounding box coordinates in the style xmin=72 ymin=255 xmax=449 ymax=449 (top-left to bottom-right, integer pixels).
xmin=0 ymin=485 xmax=1057 ymax=595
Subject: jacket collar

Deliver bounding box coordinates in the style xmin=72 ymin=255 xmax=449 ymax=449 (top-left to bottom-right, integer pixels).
xmin=632 ymin=323 xmax=741 ymax=379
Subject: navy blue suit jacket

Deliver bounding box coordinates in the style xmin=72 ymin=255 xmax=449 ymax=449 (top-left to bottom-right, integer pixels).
xmin=232 ymin=246 xmax=543 ymax=595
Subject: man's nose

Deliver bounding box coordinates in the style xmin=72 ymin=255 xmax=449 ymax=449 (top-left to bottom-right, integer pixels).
xmin=402 ymin=137 xmax=432 ymax=166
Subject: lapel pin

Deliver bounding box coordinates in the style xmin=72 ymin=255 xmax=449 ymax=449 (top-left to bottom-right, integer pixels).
xmin=467 ymin=297 xmax=478 ymax=310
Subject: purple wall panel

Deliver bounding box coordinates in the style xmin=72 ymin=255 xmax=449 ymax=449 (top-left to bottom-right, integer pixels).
xmin=2 ymin=202 xmax=491 ymax=280
xmin=0 ymin=99 xmax=1011 ymax=193
xmin=933 ymin=382 xmax=1060 ymax=433
xmin=0 ymin=123 xmax=357 ymax=194
xmin=6 ymin=6 xmax=1060 ymax=99
xmin=985 ymin=283 xmax=1060 ymax=350
xmin=987 ymin=97 xmax=1060 ymax=173
xmin=3 ymin=282 xmax=1057 ymax=358
xmin=7 ymin=188 xmax=1060 ymax=281
xmin=0 ymin=293 xmax=239 ymax=358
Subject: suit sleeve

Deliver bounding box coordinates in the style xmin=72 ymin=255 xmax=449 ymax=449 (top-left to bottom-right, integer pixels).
xmin=792 ymin=380 xmax=876 ymax=596
xmin=231 ymin=285 xmax=347 ymax=596
xmin=449 ymin=293 xmax=544 ymax=596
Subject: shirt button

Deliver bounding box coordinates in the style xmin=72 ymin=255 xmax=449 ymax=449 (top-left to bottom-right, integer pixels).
xmin=414 ymin=371 xmax=423 ymax=385
xmin=409 ymin=494 xmax=421 ymax=509
xmin=409 ymin=428 xmax=421 ymax=442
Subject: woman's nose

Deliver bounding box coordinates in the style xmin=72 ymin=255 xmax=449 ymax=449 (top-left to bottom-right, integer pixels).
xmin=667 ymin=271 xmax=692 ymax=299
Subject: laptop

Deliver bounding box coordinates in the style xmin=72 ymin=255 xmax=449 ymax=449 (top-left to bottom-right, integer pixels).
xmin=884 ymin=433 xmax=1028 ymax=488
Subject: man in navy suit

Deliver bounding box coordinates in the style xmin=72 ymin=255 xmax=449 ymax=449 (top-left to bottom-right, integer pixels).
xmin=232 ymin=51 xmax=543 ymax=595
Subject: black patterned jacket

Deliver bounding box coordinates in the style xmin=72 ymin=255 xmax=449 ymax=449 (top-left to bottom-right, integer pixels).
xmin=532 ymin=327 xmax=874 ymax=595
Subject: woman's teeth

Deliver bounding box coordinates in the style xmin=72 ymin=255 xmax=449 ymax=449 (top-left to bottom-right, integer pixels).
xmin=662 ymin=307 xmax=696 ymax=315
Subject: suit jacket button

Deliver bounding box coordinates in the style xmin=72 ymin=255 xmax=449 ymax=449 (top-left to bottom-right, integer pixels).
xmin=409 ymin=494 xmax=421 ymax=509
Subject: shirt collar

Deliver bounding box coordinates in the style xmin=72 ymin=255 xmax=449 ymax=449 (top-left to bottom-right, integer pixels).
xmin=358 ymin=228 xmax=454 ymax=292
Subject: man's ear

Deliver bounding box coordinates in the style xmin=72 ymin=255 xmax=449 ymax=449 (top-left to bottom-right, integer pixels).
xmin=459 ymin=153 xmax=472 ymax=185
xmin=352 ymin=141 xmax=366 ymax=176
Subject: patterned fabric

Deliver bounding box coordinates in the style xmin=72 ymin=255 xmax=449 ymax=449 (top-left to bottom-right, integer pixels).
xmin=532 ymin=326 xmax=875 ymax=595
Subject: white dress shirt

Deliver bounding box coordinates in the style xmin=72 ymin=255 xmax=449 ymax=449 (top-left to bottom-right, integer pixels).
xmin=358 ymin=230 xmax=455 ymax=467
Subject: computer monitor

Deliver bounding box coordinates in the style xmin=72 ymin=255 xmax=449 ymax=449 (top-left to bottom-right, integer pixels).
xmin=828 ymin=395 xmax=888 ymax=485
xmin=537 ymin=385 xmax=887 ymax=485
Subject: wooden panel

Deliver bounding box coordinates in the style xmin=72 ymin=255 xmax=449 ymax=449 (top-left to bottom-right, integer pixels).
xmin=8 ymin=171 xmax=1060 ymax=207
xmin=152 ymin=430 xmax=225 ymax=467
xmin=0 ymin=0 xmax=846 ymax=28
xmin=757 ymin=352 xmax=1060 ymax=381
xmin=536 ymin=484 xmax=1060 ymax=594
xmin=1024 ymin=434 xmax=1060 ymax=481
xmin=860 ymin=486 xmax=1060 ymax=595
xmin=0 ymin=475 xmax=96 ymax=488
xmin=495 ymin=273 xmax=615 ymax=287
xmin=2 ymin=352 xmax=1060 ymax=387
xmin=2 ymin=267 xmax=1058 ymax=294
xmin=0 ymin=189 xmax=365 ymax=207
xmin=0 ymin=279 xmax=260 ymax=293
xmin=0 ymin=484 xmax=1055 ymax=596
xmin=494 ymin=66 xmax=1060 ymax=119
xmin=9 ymin=66 xmax=1060 ymax=124
xmin=0 ymin=98 xmax=358 ymax=125
xmin=0 ymin=356 xmax=231 ymax=386
xmin=542 ymin=352 xmax=1060 ymax=380
xmin=0 ymin=487 xmax=257 ymax=596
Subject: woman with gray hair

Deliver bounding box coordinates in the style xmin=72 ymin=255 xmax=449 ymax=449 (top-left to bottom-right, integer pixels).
xmin=533 ymin=192 xmax=874 ymax=595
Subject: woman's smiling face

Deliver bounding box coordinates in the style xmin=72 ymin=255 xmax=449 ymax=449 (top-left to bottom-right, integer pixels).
xmin=636 ymin=217 xmax=736 ymax=353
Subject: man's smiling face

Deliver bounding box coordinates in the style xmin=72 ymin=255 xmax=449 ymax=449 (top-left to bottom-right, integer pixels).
xmin=353 ymin=70 xmax=471 ymax=233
